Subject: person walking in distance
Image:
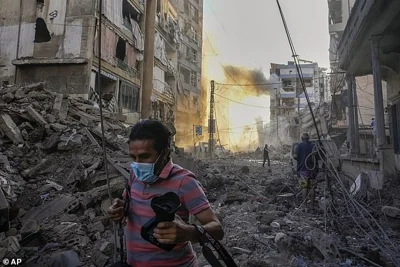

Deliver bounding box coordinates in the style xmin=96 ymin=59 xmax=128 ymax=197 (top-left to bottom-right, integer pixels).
xmin=262 ymin=144 xmax=270 ymax=167
xmin=108 ymin=120 xmax=224 ymax=267
xmin=293 ymin=133 xmax=318 ymax=211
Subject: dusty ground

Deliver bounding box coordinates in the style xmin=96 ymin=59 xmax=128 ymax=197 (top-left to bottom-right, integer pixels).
xmin=194 ymin=157 xmax=400 ymax=267
xmin=1 ymin=84 xmax=400 ymax=267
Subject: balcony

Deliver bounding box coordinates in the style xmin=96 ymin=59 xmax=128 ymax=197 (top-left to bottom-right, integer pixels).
xmin=153 ymin=79 xmax=174 ymax=104
xmin=338 ymin=0 xmax=400 ymax=75
xmin=115 ymin=57 xmax=139 ymax=79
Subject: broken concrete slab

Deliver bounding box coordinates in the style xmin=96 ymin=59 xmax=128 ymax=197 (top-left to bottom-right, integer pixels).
xmin=0 ymin=114 xmax=24 ymax=144
xmin=91 ymin=250 xmax=109 ymax=267
xmin=21 ymin=195 xmax=76 ymax=224
xmin=21 ymin=158 xmax=50 ymax=180
xmin=58 ymin=134 xmax=83 ymax=151
xmin=48 ymin=250 xmax=81 ymax=267
xmin=382 ymin=206 xmax=400 ymax=219
xmin=53 ymin=94 xmax=69 ymax=120
xmin=50 ymin=123 xmax=67 ymax=132
xmin=0 ymin=188 xmax=10 ymax=232
xmin=26 ymin=106 xmax=47 ymax=126
xmin=69 ymin=109 xmax=100 ymax=123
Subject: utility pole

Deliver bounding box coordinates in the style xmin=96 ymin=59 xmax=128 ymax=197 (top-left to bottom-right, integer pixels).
xmin=346 ymin=75 xmax=357 ymax=154
xmin=208 ymin=80 xmax=215 ymax=158
xmin=141 ymin=0 xmax=157 ymax=119
xmin=97 ymin=0 xmax=115 ymax=263
xmin=352 ymin=77 xmax=360 ymax=153
xmin=370 ymin=37 xmax=387 ymax=148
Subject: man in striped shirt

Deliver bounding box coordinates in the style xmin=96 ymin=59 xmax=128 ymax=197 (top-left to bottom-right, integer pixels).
xmin=108 ymin=120 xmax=224 ymax=267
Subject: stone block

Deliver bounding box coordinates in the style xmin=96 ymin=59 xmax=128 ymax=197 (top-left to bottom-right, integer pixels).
xmin=382 ymin=206 xmax=400 ymax=219
xmin=0 ymin=114 xmax=24 ymax=144
xmin=0 ymin=189 xmax=10 ymax=232
xmin=26 ymin=106 xmax=47 ymax=126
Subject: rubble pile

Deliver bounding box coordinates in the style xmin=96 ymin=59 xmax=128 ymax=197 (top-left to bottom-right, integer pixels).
xmin=1 ymin=83 xmax=400 ymax=267
xmin=196 ymin=159 xmax=400 ymax=267
xmin=0 ymin=83 xmax=131 ymax=266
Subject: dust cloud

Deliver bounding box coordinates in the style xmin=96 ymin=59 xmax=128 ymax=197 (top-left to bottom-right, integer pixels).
xmin=209 ymin=65 xmax=271 ymax=152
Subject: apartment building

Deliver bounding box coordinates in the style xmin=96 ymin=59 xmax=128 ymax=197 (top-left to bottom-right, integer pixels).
xmin=169 ymin=0 xmax=203 ymax=145
xmin=0 ymin=0 xmax=186 ymax=127
xmin=269 ymin=61 xmax=326 ymax=119
xmin=328 ymin=0 xmax=384 ymax=126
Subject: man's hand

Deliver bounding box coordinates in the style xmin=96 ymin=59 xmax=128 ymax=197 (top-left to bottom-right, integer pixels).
xmin=108 ymin=198 xmax=125 ymax=221
xmin=153 ymin=216 xmax=195 ymax=244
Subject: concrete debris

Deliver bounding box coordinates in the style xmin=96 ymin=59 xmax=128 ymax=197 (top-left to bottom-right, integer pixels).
xmin=382 ymin=206 xmax=400 ymax=219
xmin=0 ymin=82 xmax=399 ymax=267
xmin=194 ymin=158 xmax=400 ymax=267
xmin=0 ymin=114 xmax=24 ymax=144
xmin=0 ymin=188 xmax=10 ymax=232
xmin=0 ymin=83 xmax=133 ymax=266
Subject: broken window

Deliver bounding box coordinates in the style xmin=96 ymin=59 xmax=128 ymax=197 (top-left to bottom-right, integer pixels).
xmin=116 ymin=38 xmax=126 ymax=61
xmin=122 ymin=0 xmax=140 ymax=31
xmin=179 ymin=65 xmax=191 ymax=84
xmin=34 ymin=18 xmax=51 ymax=43
xmin=190 ymin=70 xmax=197 ymax=87
xmin=191 ymin=48 xmax=197 ymax=64
xmin=119 ymin=81 xmax=139 ymax=113
xmin=36 ymin=0 xmax=44 ymax=9
xmin=329 ymin=8 xmax=342 ymax=25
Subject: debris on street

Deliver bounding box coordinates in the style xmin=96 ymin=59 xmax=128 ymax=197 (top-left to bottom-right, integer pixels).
xmin=1 ymin=83 xmax=400 ymax=266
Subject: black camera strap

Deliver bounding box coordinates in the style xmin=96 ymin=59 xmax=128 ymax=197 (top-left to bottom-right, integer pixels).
xmin=193 ymin=225 xmax=238 ymax=267
xmin=114 ymin=180 xmax=131 ymax=266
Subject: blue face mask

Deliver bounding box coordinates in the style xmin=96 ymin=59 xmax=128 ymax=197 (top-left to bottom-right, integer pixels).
xmin=131 ymin=162 xmax=159 ymax=184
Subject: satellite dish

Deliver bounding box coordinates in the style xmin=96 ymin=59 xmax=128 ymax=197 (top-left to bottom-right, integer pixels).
xmin=150 ymin=94 xmax=157 ymax=102
xmin=136 ymin=53 xmax=144 ymax=61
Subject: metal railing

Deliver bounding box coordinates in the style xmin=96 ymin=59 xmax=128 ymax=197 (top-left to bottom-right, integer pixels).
xmin=115 ymin=57 xmax=139 ymax=79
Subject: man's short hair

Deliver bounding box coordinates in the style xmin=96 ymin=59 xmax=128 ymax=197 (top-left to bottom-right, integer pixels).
xmin=129 ymin=120 xmax=172 ymax=153
xmin=301 ymin=133 xmax=310 ymax=141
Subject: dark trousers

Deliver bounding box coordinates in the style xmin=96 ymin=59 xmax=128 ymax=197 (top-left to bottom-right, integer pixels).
xmin=262 ymin=153 xmax=270 ymax=167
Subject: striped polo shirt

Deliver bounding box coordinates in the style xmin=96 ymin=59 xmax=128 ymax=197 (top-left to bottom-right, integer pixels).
xmin=122 ymin=160 xmax=210 ymax=267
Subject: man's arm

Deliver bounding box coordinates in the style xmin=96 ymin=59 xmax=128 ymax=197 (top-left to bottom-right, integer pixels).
xmin=293 ymin=144 xmax=299 ymax=160
xmin=186 ymin=208 xmax=224 ymax=241
xmin=154 ymin=175 xmax=224 ymax=244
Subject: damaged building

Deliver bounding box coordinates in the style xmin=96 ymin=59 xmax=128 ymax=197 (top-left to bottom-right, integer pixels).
xmin=170 ymin=0 xmax=203 ymax=145
xmin=337 ymin=0 xmax=400 ymax=178
xmin=328 ymin=0 xmax=387 ymax=128
xmin=269 ymin=61 xmax=328 ymax=141
xmin=0 ymin=0 xmax=204 ymax=130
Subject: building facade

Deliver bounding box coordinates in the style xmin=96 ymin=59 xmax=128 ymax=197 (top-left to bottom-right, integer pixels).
xmin=0 ymin=0 xmax=202 ymax=134
xmin=337 ymin=0 xmax=400 ymax=177
xmin=170 ymin=0 xmax=203 ymax=146
xmin=269 ymin=61 xmax=326 ymax=119
xmin=328 ymin=0 xmax=383 ymax=127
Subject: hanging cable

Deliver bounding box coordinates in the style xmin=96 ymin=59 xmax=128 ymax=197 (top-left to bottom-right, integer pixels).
xmin=97 ymin=0 xmax=117 ymax=263
xmin=276 ymin=0 xmax=321 ymax=143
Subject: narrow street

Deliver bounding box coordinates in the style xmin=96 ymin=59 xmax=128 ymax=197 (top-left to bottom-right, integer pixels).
xmin=1 ymin=0 xmax=400 ymax=266
xmin=0 ymin=84 xmax=399 ymax=266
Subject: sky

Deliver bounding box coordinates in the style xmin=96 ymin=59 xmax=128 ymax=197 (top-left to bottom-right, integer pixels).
xmin=202 ymin=0 xmax=330 ymax=79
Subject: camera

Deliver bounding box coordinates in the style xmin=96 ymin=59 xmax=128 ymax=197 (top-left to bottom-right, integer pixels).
xmin=141 ymin=192 xmax=181 ymax=251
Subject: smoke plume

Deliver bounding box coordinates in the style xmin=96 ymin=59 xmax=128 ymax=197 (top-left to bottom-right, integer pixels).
xmin=222 ymin=65 xmax=270 ymax=96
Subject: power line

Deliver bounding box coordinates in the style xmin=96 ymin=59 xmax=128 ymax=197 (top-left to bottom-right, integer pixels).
xmin=214 ymin=93 xmax=270 ymax=108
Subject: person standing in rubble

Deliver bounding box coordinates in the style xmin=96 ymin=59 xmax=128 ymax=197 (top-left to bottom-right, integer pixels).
xmin=107 ymin=120 xmax=224 ymax=267
xmin=293 ymin=133 xmax=318 ymax=211
xmin=262 ymin=144 xmax=270 ymax=168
